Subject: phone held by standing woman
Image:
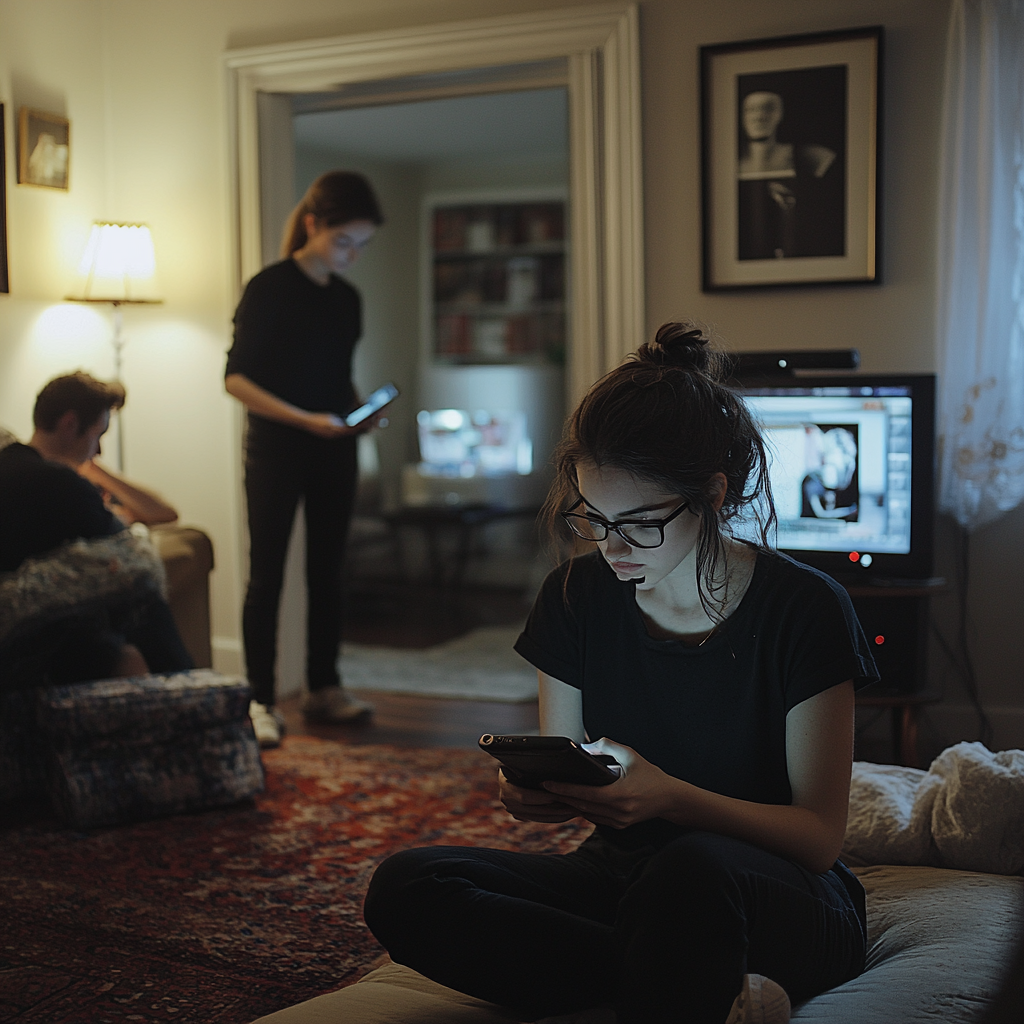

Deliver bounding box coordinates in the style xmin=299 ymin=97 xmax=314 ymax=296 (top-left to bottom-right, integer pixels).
xmin=345 ymin=382 xmax=399 ymax=428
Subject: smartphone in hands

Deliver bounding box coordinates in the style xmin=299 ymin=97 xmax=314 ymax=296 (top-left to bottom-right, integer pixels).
xmin=479 ymin=734 xmax=620 ymax=790
xmin=345 ymin=383 xmax=399 ymax=427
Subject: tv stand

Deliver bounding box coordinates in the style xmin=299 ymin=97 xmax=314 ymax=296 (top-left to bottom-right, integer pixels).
xmin=843 ymin=577 xmax=946 ymax=767
xmin=861 ymin=576 xmax=947 ymax=591
xmin=855 ymin=688 xmax=941 ymax=768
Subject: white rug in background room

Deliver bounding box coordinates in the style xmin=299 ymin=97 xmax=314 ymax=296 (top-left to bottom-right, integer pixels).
xmin=341 ymin=625 xmax=538 ymax=702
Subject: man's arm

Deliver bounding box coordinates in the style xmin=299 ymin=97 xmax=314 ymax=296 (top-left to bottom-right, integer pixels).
xmin=78 ymin=460 xmax=178 ymax=526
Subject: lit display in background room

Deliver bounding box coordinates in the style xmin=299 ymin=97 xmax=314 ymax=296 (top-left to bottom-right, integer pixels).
xmin=415 ymin=409 xmax=533 ymax=478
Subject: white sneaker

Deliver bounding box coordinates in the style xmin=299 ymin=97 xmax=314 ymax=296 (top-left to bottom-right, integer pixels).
xmin=302 ymin=687 xmax=374 ymax=723
xmin=725 ymin=974 xmax=791 ymax=1024
xmin=249 ymin=700 xmax=284 ymax=748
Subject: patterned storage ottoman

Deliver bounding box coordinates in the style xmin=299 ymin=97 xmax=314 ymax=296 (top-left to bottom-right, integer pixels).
xmin=0 ymin=685 xmax=48 ymax=804
xmin=35 ymin=670 xmax=265 ymax=828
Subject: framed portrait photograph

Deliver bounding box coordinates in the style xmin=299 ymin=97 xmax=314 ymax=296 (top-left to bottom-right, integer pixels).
xmin=18 ymin=107 xmax=70 ymax=190
xmin=701 ymin=26 xmax=882 ymax=291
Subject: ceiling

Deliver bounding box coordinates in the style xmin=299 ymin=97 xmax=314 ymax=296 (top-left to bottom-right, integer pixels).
xmin=292 ymin=87 xmax=568 ymax=163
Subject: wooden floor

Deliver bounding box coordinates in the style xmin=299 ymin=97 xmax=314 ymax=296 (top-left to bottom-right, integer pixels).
xmin=276 ymin=690 xmax=538 ymax=749
xmin=278 ymin=582 xmax=539 ymax=749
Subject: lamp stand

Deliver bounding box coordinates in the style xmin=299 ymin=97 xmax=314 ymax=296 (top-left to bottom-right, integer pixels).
xmin=64 ymin=297 xmax=161 ymax=472
xmin=111 ymin=303 xmax=126 ymax=471
xmin=111 ymin=304 xmax=125 ymax=379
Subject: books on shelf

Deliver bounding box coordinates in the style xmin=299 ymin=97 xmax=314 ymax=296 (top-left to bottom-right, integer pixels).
xmin=430 ymin=199 xmax=566 ymax=364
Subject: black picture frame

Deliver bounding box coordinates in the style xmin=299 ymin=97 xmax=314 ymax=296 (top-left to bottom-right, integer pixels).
xmin=701 ymin=26 xmax=883 ymax=291
xmin=0 ymin=104 xmax=8 ymax=293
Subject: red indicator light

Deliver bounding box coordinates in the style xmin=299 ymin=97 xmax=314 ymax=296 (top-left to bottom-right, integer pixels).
xmin=874 ymin=635 xmax=885 ymax=645
xmin=849 ymin=551 xmax=860 ymax=562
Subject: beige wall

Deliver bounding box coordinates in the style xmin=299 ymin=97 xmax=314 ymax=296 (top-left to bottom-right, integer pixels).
xmin=640 ymin=0 xmax=947 ymax=372
xmin=0 ymin=0 xmax=1019 ymax=751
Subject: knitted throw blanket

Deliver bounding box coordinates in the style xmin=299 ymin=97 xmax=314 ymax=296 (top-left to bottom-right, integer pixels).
xmin=0 ymin=527 xmax=167 ymax=648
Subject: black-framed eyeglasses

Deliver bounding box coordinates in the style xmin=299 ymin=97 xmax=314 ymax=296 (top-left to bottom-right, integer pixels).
xmin=559 ymin=498 xmax=691 ymax=549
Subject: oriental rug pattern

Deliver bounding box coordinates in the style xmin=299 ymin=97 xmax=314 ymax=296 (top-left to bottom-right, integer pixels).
xmin=0 ymin=737 xmax=591 ymax=1023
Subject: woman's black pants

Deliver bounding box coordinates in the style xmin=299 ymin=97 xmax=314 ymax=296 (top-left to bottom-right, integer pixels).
xmin=364 ymin=831 xmax=866 ymax=1023
xmin=242 ymin=417 xmax=358 ymax=707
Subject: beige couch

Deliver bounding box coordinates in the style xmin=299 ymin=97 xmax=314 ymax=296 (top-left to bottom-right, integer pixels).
xmin=0 ymin=428 xmax=214 ymax=669
xmin=0 ymin=524 xmax=216 ymax=805
xmin=150 ymin=524 xmax=214 ymax=668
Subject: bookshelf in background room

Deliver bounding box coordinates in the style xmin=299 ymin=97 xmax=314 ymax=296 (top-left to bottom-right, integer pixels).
xmin=408 ymin=192 xmax=569 ymax=587
xmin=427 ymin=196 xmax=567 ymax=366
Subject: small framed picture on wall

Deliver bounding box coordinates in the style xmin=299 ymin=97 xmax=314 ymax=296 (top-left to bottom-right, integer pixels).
xmin=701 ymin=26 xmax=882 ymax=291
xmin=18 ymin=107 xmax=70 ymax=190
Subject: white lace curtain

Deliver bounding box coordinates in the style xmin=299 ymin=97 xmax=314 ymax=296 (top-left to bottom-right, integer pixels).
xmin=936 ymin=0 xmax=1024 ymax=531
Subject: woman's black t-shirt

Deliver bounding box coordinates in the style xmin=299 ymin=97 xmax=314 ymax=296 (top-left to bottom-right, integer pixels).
xmin=514 ymin=549 xmax=879 ymax=849
xmin=226 ymin=258 xmax=362 ymax=418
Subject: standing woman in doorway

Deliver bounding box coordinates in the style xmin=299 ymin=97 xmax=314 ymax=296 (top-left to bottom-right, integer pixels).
xmin=225 ymin=170 xmax=384 ymax=748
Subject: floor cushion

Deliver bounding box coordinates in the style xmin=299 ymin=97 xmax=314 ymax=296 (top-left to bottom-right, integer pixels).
xmin=36 ymin=669 xmax=264 ymax=828
xmin=250 ymin=864 xmax=1022 ymax=1024
xmin=790 ymin=865 xmax=1022 ymax=1023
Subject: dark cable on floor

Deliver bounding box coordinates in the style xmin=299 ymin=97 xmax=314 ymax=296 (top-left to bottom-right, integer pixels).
xmin=929 ymin=523 xmax=994 ymax=748
xmin=953 ymin=525 xmax=994 ymax=746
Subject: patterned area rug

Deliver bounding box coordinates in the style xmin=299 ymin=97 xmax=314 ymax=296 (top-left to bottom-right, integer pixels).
xmin=342 ymin=625 xmax=538 ymax=702
xmin=0 ymin=736 xmax=591 ymax=1023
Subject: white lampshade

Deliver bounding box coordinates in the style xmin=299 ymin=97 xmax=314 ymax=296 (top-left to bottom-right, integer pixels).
xmin=73 ymin=222 xmax=159 ymax=302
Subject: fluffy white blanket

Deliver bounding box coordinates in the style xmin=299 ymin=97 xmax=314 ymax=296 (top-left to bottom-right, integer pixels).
xmin=842 ymin=742 xmax=1024 ymax=874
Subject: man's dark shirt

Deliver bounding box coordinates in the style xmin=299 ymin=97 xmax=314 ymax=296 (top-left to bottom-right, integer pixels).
xmin=0 ymin=443 xmax=122 ymax=573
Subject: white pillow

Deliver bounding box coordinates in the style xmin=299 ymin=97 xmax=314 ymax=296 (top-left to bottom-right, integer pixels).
xmin=843 ymin=742 xmax=1024 ymax=874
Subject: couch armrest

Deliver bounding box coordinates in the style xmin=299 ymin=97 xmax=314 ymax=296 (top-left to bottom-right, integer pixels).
xmin=150 ymin=525 xmax=214 ymax=669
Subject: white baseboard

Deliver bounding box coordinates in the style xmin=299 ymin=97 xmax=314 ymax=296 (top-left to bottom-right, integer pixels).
xmin=212 ymin=636 xmax=244 ymax=677
xmin=212 ymin=634 xmax=307 ymax=699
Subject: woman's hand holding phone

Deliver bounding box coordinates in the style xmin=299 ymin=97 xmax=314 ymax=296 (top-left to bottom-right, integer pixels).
xmin=542 ymin=738 xmax=684 ymax=830
xmin=304 ymin=412 xmax=363 ymax=438
xmin=488 ymin=736 xmax=621 ymax=824
xmin=498 ymin=769 xmax=584 ymax=824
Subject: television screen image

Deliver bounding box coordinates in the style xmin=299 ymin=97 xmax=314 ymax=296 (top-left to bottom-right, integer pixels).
xmin=800 ymin=423 xmax=860 ymax=522
xmin=732 ymin=375 xmax=935 ymax=581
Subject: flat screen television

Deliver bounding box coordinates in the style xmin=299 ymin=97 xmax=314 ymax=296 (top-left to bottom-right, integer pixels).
xmin=732 ymin=373 xmax=936 ymax=584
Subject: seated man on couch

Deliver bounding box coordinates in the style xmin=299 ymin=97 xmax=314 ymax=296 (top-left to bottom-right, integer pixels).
xmin=0 ymin=371 xmax=192 ymax=683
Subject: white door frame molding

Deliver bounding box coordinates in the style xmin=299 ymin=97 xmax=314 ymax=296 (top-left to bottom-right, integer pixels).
xmin=224 ymin=2 xmax=645 ymax=393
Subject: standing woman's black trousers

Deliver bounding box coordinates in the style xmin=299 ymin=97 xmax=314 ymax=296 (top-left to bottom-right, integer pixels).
xmin=242 ymin=415 xmax=358 ymax=707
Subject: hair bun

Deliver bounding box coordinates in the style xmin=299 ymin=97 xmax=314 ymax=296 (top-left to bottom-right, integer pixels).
xmin=635 ymin=322 xmax=712 ymax=373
